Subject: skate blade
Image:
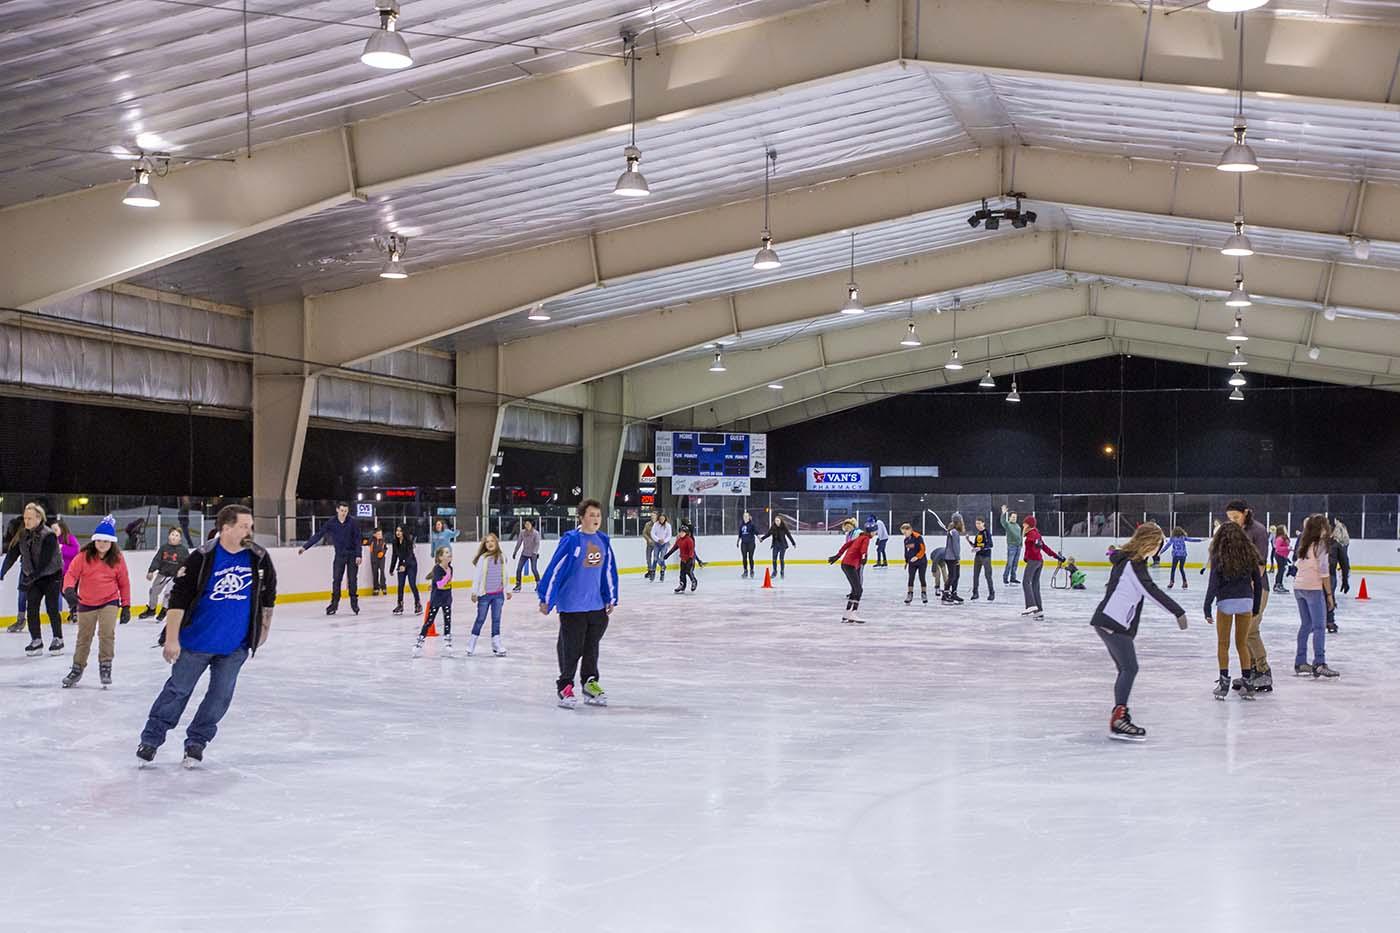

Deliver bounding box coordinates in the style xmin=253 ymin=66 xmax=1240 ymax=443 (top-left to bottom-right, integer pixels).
xmin=1108 ymin=733 xmax=1146 ymax=743
xmin=585 ymin=697 xmax=608 ymax=707
xmin=182 ymin=758 xmax=200 ymax=770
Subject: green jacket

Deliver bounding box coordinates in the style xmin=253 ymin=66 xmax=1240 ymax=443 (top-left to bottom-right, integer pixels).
xmin=1000 ymin=513 xmax=1023 ymax=546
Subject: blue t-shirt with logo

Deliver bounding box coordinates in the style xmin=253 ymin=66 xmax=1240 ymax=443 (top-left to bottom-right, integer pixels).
xmin=555 ymin=532 xmax=607 ymax=613
xmin=182 ymin=545 xmax=255 ymax=654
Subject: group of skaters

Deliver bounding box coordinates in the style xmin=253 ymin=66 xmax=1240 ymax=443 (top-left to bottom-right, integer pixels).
xmin=829 ymin=504 xmax=1063 ymax=623
xmin=641 ymin=511 xmax=798 ymax=589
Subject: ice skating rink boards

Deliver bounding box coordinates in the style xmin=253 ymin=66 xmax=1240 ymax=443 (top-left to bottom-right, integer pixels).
xmin=2 ymin=559 xmax=1397 ymax=932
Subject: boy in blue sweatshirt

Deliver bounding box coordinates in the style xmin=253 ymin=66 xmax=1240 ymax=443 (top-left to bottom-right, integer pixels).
xmin=538 ymin=499 xmax=619 ymax=709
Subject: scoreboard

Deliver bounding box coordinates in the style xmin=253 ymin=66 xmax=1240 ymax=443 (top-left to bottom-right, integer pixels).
xmin=655 ymin=432 xmax=765 ymax=495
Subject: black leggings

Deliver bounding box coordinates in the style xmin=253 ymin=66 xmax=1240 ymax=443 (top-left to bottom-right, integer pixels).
xmin=1096 ymin=626 xmax=1139 ymax=707
xmin=943 ymin=559 xmax=961 ymax=595
xmin=906 ymin=562 xmax=927 ymax=590
xmin=26 ymin=574 xmax=63 ymax=641
xmin=841 ymin=563 xmax=863 ymax=603
xmin=397 ymin=562 xmax=421 ymax=605
xmin=1170 ymin=555 xmax=1186 ymax=586
xmin=678 ymin=559 xmax=698 ymax=588
xmin=740 ymin=541 xmax=756 ymax=574
xmin=771 ymin=548 xmax=786 ymax=575
xmin=419 ymin=601 xmax=451 ymax=637
xmin=1274 ymin=560 xmax=1288 ymax=590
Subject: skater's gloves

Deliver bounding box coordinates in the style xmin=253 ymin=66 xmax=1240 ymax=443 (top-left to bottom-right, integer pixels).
xmin=827 ymin=556 xmax=838 ymax=564
xmin=120 ymin=606 xmax=131 ymax=625
xmin=63 ymin=587 xmax=78 ymax=607
xmin=1177 ymin=615 xmax=1189 ymax=630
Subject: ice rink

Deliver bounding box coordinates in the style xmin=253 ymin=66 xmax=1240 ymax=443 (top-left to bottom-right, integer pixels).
xmin=3 ymin=559 xmax=1398 ymax=933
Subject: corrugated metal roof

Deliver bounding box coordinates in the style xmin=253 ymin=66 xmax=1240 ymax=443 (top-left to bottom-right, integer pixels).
xmin=1081 ymin=0 xmax=1400 ymax=23
xmin=130 ymin=64 xmax=975 ymax=305
xmin=0 ymin=0 xmax=828 ymax=205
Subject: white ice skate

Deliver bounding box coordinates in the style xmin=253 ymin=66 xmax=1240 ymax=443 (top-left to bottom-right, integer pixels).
xmin=491 ymin=635 xmax=507 ymax=657
xmin=442 ymin=635 xmax=453 ymax=656
xmin=1019 ymin=606 xmax=1041 ymax=616
xmin=412 ymin=636 xmax=424 ymax=658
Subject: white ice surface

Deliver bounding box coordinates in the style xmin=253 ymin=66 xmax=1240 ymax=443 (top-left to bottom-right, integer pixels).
xmin=2 ymin=563 xmax=1398 ymax=933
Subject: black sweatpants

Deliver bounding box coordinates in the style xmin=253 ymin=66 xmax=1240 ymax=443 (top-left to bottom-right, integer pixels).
xmin=370 ymin=556 xmax=387 ymax=592
xmin=740 ymin=540 xmax=756 ymax=574
xmin=678 ymin=559 xmax=698 ymax=589
xmin=396 ymin=561 xmax=420 ymax=606
xmin=841 ymin=563 xmax=863 ymax=603
xmin=1337 ymin=544 xmax=1351 ymax=590
xmin=331 ymin=553 xmax=360 ymax=610
xmin=557 ymin=610 xmax=609 ymax=692
xmin=771 ymin=548 xmax=787 ymax=575
xmin=906 ymin=561 xmax=927 ymax=590
xmin=419 ymin=601 xmax=452 ymax=637
xmin=943 ymin=559 xmax=961 ymax=596
xmin=26 ymin=574 xmax=63 ymax=641
xmin=1096 ymin=626 xmax=1139 ymax=707
xmin=972 ymin=553 xmax=994 ymax=597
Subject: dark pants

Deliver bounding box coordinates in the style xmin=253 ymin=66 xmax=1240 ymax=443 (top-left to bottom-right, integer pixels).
xmin=1274 ymin=560 xmax=1288 ymax=590
xmin=841 ymin=563 xmax=863 ymax=603
xmin=740 ymin=540 xmax=756 ymax=574
xmin=331 ymin=554 xmax=360 ymax=610
xmin=1022 ymin=560 xmax=1046 ymax=609
xmin=1169 ymin=555 xmax=1186 ymax=585
xmin=972 ymin=553 xmax=994 ymax=597
xmin=25 ymin=574 xmax=63 ymax=640
xmin=943 ymin=559 xmax=961 ymax=596
xmin=370 ymin=556 xmax=386 ymax=592
xmin=472 ymin=593 xmax=504 ymax=636
xmin=515 ymin=555 xmax=540 ymax=588
xmin=1337 ymin=545 xmax=1350 ymax=590
xmin=420 ymin=601 xmax=452 ymax=637
xmin=876 ymin=538 xmax=888 ymax=566
xmin=140 ymin=647 xmax=249 ymax=749
xmin=396 ymin=561 xmax=420 ymax=606
xmin=557 ymin=610 xmax=608 ymax=691
xmin=771 ymin=548 xmax=787 ymax=575
xmin=1096 ymin=627 xmax=1138 ymax=707
xmin=677 ymin=559 xmax=698 ymax=589
xmin=906 ymin=562 xmax=927 ymax=590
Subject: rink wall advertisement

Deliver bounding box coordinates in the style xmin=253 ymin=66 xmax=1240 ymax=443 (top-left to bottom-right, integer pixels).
xmin=4 ymin=534 xmax=1400 ymax=621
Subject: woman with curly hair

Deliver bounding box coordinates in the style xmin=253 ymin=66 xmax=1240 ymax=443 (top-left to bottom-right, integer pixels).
xmin=1203 ymin=521 xmax=1264 ymax=700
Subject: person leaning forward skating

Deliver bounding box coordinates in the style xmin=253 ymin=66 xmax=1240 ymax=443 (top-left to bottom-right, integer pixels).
xmin=538 ymin=499 xmax=618 ymax=709
xmin=298 ymin=503 xmax=362 ymax=615
xmin=138 ymin=505 xmax=277 ymax=768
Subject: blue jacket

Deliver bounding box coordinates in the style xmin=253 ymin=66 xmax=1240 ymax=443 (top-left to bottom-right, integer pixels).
xmin=538 ymin=529 xmax=619 ymax=613
xmin=737 ymin=520 xmax=758 ymax=544
xmin=1158 ymin=535 xmax=1201 ymax=559
xmin=431 ymin=527 xmax=459 ymax=555
xmin=303 ymin=516 xmax=362 ymax=558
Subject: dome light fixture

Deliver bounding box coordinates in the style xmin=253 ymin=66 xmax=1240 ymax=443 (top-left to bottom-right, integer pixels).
xmin=1207 ymin=0 xmax=1270 ymax=11
xmin=1225 ymin=276 xmax=1252 ymax=308
xmin=1227 ymin=314 xmax=1248 ymax=341
xmin=839 ymin=232 xmax=864 ymax=314
xmin=376 ymin=233 xmax=409 ymax=279
xmin=900 ymin=321 xmax=921 ymax=348
xmin=1218 ymin=20 xmax=1260 ymax=173
xmin=361 ymin=2 xmax=413 ymax=70
xmin=752 ymin=149 xmax=781 ymax=270
xmin=709 ymin=351 xmax=726 ymax=373
xmin=1007 ymin=380 xmax=1021 ymax=403
xmin=527 ymin=303 xmax=551 ymax=322
xmin=1228 ymin=368 xmax=1247 ymax=387
xmin=1231 ymin=346 xmax=1249 ymax=367
xmin=979 ymin=369 xmax=995 ymax=388
xmin=612 ymin=32 xmax=650 ymax=198
xmin=1221 ymin=217 xmax=1254 ymax=257
xmin=1229 ymin=385 xmax=1245 ymax=401
xmin=1308 ymin=345 xmax=1321 ymax=360
xmin=121 ymin=160 xmax=160 ymax=208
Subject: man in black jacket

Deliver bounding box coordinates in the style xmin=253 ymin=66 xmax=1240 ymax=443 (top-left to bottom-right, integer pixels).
xmin=138 ymin=505 xmax=277 ymax=768
xmin=299 ymin=503 xmax=362 ymax=615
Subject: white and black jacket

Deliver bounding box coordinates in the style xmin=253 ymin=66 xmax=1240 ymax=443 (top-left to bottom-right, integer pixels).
xmin=1090 ymin=551 xmax=1184 ymax=636
xmin=168 ymin=540 xmax=278 ymax=656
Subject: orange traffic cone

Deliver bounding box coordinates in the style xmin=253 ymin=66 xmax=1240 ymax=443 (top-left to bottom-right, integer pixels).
xmin=1356 ymin=578 xmax=1369 ymax=601
xmin=762 ymin=567 xmax=774 ymax=589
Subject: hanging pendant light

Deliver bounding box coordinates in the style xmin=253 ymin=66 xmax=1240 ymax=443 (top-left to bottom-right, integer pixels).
xmin=708 ymin=351 xmax=726 ymax=373
xmin=1226 ymin=276 xmax=1252 ymax=308
xmin=527 ymin=303 xmax=551 ymax=322
xmin=378 ymin=233 xmax=409 ymax=279
xmin=613 ymin=32 xmax=650 ymax=198
xmin=122 ymin=161 xmax=160 ymax=208
xmin=752 ymin=149 xmax=781 ymax=270
xmin=1231 ymin=345 xmax=1249 ymax=367
xmin=1228 ymin=368 xmax=1247 ymax=387
xmin=1229 ymin=385 xmax=1245 ymax=401
xmin=1222 ymin=218 xmax=1254 ymax=257
xmin=1007 ymin=380 xmax=1021 ymax=403
xmin=1218 ymin=19 xmax=1260 ymax=172
xmin=362 ymin=2 xmax=413 ymax=70
xmin=979 ymin=369 xmax=995 ymax=388
xmin=1226 ymin=314 xmax=1248 ymax=341
xmin=839 ymin=232 xmax=864 ymax=314
xmin=900 ymin=321 xmax=921 ymax=348
xmin=945 ymin=298 xmax=962 ymax=369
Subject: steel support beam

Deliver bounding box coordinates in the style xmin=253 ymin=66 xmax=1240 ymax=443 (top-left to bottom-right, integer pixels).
xmin=581 ymin=375 xmax=629 ymax=512
xmin=455 ymin=345 xmax=506 ymax=537
xmin=252 ymin=299 xmax=314 ymax=545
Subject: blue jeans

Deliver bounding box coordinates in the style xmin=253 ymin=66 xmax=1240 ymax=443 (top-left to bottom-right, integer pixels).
xmin=1003 ymin=544 xmax=1021 ymax=582
xmin=471 ymin=592 xmax=505 ymax=637
xmin=1295 ymin=589 xmax=1327 ymax=666
xmin=648 ymin=541 xmax=668 ymax=576
xmin=141 ymin=647 xmax=249 ymax=749
xmin=515 ymin=555 xmax=539 ymax=588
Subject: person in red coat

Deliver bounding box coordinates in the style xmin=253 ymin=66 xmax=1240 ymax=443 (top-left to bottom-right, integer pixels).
xmin=830 ymin=529 xmax=873 ymax=624
xmin=1019 ymin=515 xmax=1063 ymax=621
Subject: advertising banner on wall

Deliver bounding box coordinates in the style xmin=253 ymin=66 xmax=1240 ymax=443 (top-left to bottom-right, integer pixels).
xmin=804 ymin=465 xmax=871 ymax=491
xmin=671 ymin=475 xmax=752 ymax=496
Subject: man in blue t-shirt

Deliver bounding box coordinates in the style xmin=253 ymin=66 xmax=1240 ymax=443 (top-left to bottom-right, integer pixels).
xmin=138 ymin=505 xmax=277 ymax=768
xmin=538 ymin=499 xmax=618 ymax=709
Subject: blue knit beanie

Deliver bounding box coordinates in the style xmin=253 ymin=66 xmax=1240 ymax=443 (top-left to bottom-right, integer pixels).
xmin=92 ymin=514 xmax=118 ymax=543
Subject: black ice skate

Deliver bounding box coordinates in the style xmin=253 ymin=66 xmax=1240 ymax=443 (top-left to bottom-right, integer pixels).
xmin=136 ymin=744 xmax=157 ymax=764
xmin=183 ymin=743 xmax=204 ymax=769
xmin=99 ymin=663 xmax=112 ymax=688
xmin=904 ymin=590 xmax=914 ymax=605
xmin=138 ymin=607 xmax=157 ymax=620
xmin=392 ymin=603 xmax=404 ymax=615
xmin=25 ymin=638 xmax=44 ymax=657
xmin=48 ymin=638 xmax=64 ymax=655
xmin=62 ymin=665 xmax=83 ymax=688
xmin=1109 ymin=705 xmax=1146 ymax=742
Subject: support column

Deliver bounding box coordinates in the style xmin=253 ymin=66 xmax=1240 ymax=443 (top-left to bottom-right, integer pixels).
xmin=456 ymin=345 xmax=506 ymax=539
xmin=252 ymin=299 xmax=314 ymax=545
xmin=582 ymin=374 xmax=629 ymax=519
